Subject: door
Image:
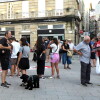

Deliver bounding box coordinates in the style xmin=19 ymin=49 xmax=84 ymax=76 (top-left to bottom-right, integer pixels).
xmin=22 ymin=35 xmax=30 ymax=44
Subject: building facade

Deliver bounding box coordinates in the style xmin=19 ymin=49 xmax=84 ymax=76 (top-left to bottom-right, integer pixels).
xmin=0 ymin=0 xmax=82 ymax=47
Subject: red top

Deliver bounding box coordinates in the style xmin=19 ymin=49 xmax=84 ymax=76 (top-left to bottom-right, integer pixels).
xmin=95 ymin=41 xmax=100 ymax=56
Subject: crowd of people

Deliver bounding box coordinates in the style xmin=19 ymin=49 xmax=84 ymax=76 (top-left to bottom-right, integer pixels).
xmin=0 ymin=31 xmax=75 ymax=88
xmin=0 ymin=31 xmax=30 ymax=88
xmin=33 ymin=37 xmax=74 ymax=79
xmin=1 ymin=30 xmax=100 ymax=88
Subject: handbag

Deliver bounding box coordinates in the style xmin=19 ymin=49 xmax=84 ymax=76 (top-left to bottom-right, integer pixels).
xmin=33 ymin=50 xmax=37 ymax=61
xmin=59 ymin=49 xmax=64 ymax=54
xmin=67 ymin=50 xmax=72 ymax=57
xmin=33 ymin=50 xmax=45 ymax=61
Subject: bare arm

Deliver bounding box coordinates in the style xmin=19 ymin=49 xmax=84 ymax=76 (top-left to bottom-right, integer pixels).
xmin=74 ymin=49 xmax=83 ymax=56
xmin=0 ymin=44 xmax=12 ymax=50
xmin=17 ymin=52 xmax=22 ymax=66
xmin=3 ymin=46 xmax=12 ymax=50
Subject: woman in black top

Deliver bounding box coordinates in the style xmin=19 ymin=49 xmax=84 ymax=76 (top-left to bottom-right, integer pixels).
xmin=62 ymin=40 xmax=71 ymax=69
xmin=36 ymin=36 xmax=46 ymax=78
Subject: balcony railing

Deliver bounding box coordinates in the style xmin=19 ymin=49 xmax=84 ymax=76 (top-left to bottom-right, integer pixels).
xmin=0 ymin=9 xmax=81 ymax=21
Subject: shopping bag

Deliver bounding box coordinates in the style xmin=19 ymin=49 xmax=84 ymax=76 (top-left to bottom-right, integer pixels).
xmin=96 ymin=56 xmax=100 ymax=74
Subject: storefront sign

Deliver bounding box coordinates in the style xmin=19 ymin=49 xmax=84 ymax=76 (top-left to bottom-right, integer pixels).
xmin=0 ymin=16 xmax=75 ymax=25
xmin=37 ymin=29 xmax=64 ymax=35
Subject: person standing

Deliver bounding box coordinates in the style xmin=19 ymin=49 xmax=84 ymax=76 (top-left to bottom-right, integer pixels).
xmin=62 ymin=40 xmax=71 ymax=69
xmin=48 ymin=38 xmax=60 ymax=79
xmin=0 ymin=31 xmax=12 ymax=88
xmin=45 ymin=37 xmax=50 ymax=63
xmin=95 ymin=33 xmax=100 ymax=57
xmin=36 ymin=36 xmax=46 ymax=79
xmin=74 ymin=36 xmax=92 ymax=87
xmin=17 ymin=38 xmax=30 ymax=75
xmin=68 ymin=39 xmax=74 ymax=55
xmin=90 ymin=37 xmax=96 ymax=67
xmin=58 ymin=39 xmax=63 ymax=62
xmin=9 ymin=37 xmax=20 ymax=76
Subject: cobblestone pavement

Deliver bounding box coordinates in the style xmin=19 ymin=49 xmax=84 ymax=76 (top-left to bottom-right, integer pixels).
xmin=0 ymin=55 xmax=100 ymax=100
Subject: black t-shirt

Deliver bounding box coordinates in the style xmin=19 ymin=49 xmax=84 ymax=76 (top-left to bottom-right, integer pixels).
xmin=0 ymin=38 xmax=10 ymax=57
xmin=62 ymin=44 xmax=69 ymax=53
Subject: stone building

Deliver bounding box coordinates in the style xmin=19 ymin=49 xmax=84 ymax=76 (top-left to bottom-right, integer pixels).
xmin=0 ymin=0 xmax=82 ymax=47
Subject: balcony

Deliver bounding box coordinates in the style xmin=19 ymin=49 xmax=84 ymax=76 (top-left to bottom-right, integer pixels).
xmin=0 ymin=9 xmax=81 ymax=21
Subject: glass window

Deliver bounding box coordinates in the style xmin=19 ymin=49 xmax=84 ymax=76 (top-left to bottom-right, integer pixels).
xmin=38 ymin=25 xmax=48 ymax=30
xmin=6 ymin=27 xmax=15 ymax=31
xmin=38 ymin=0 xmax=45 ymax=17
xmin=53 ymin=25 xmax=64 ymax=29
xmin=55 ymin=0 xmax=63 ymax=10
xmin=22 ymin=1 xmax=29 ymax=18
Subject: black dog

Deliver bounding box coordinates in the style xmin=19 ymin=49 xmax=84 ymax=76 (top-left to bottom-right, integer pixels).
xmin=20 ymin=74 xmax=40 ymax=90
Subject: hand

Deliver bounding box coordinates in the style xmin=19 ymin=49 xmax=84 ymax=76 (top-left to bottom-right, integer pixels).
xmin=0 ymin=44 xmax=3 ymax=49
xmin=78 ymin=52 xmax=83 ymax=56
xmin=50 ymin=40 xmax=53 ymax=44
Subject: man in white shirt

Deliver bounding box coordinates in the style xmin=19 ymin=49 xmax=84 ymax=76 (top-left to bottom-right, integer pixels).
xmin=68 ymin=39 xmax=74 ymax=54
xmin=9 ymin=37 xmax=20 ymax=76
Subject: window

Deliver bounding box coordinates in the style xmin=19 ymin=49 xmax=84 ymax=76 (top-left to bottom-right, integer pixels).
xmin=53 ymin=25 xmax=64 ymax=29
xmin=38 ymin=0 xmax=45 ymax=17
xmin=55 ymin=0 xmax=63 ymax=16
xmin=55 ymin=0 xmax=63 ymax=10
xmin=22 ymin=1 xmax=29 ymax=18
xmin=6 ymin=27 xmax=15 ymax=31
xmin=38 ymin=25 xmax=48 ymax=30
xmin=7 ymin=3 xmax=13 ymax=19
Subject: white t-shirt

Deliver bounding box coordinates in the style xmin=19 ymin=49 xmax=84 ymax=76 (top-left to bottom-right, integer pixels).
xmin=11 ymin=41 xmax=20 ymax=58
xmin=68 ymin=43 xmax=74 ymax=50
xmin=50 ymin=43 xmax=59 ymax=53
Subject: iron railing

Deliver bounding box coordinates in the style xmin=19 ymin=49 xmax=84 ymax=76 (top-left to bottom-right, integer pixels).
xmin=0 ymin=9 xmax=81 ymax=20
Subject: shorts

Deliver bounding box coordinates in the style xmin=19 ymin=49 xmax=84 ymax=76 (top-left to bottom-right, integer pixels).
xmin=0 ymin=57 xmax=9 ymax=70
xmin=10 ymin=58 xmax=17 ymax=65
xmin=50 ymin=53 xmax=59 ymax=63
xmin=91 ymin=52 xmax=96 ymax=59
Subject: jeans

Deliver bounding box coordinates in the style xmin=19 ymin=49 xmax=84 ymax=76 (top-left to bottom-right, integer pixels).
xmin=62 ymin=53 xmax=72 ymax=65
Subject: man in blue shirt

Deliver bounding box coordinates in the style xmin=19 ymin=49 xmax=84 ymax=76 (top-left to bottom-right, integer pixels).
xmin=74 ymin=36 xmax=92 ymax=87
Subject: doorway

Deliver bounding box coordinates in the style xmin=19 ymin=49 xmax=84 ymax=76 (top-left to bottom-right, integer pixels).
xmin=37 ymin=29 xmax=65 ymax=41
xmin=22 ymin=35 xmax=30 ymax=44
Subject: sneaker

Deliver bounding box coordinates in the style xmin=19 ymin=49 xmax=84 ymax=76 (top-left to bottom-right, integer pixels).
xmin=1 ymin=83 xmax=9 ymax=88
xmin=5 ymin=81 xmax=11 ymax=85
xmin=49 ymin=76 xmax=54 ymax=79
